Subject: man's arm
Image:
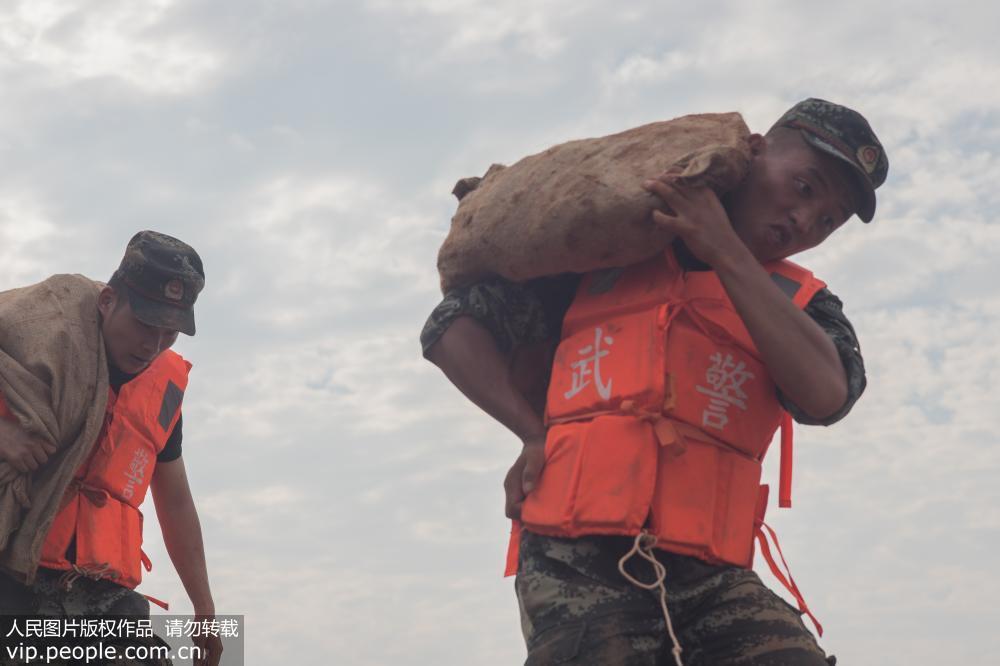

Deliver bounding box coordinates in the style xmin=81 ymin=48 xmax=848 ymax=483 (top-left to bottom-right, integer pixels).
xmin=150 ymin=456 xmax=223 ymax=666
xmin=427 ymin=316 xmax=546 ymax=441
xmin=716 ymin=256 xmax=847 ymax=419
xmin=426 ymin=317 xmax=547 ymax=517
xmin=779 ymin=289 xmax=867 ymax=425
xmin=422 ymin=277 xmax=577 ymax=517
xmin=644 ymin=178 xmax=848 ymax=420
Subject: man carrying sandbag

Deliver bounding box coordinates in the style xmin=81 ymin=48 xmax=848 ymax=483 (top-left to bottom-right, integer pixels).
xmin=422 ymin=99 xmax=887 ymax=665
xmin=0 ymin=231 xmax=221 ymax=665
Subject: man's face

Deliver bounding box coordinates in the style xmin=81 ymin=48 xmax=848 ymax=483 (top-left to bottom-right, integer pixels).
xmin=724 ymin=132 xmax=859 ymax=263
xmin=99 ymin=287 xmax=179 ymax=374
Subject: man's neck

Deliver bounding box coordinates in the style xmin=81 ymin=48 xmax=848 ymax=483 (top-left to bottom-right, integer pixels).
xmin=107 ymin=362 xmax=139 ymax=392
xmin=672 ymin=238 xmax=711 ymax=272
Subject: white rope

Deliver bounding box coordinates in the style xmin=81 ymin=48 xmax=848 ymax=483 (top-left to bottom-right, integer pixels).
xmin=617 ymin=531 xmax=684 ymax=666
xmin=57 ymin=562 xmax=115 ymax=591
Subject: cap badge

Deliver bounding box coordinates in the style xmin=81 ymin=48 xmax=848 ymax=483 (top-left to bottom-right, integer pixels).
xmin=164 ymin=279 xmax=184 ymax=301
xmin=857 ymin=145 xmax=880 ymax=174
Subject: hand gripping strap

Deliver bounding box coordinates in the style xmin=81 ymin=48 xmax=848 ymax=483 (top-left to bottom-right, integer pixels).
xmin=754 ymin=521 xmax=822 ymax=637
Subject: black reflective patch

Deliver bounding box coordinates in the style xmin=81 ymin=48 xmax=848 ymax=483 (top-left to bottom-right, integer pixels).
xmin=770 ymin=272 xmax=801 ymax=299
xmin=158 ymin=381 xmax=184 ymax=432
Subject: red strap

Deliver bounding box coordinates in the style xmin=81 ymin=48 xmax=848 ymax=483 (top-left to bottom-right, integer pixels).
xmin=143 ymin=594 xmax=170 ymax=611
xmin=779 ymin=411 xmax=793 ymax=508
xmin=77 ymin=482 xmax=110 ymax=508
xmin=674 ymin=299 xmax=738 ymax=347
xmin=755 ymin=521 xmax=822 ymax=636
xmin=504 ymin=521 xmax=522 ymax=577
xmin=138 ymin=549 xmax=168 ymax=610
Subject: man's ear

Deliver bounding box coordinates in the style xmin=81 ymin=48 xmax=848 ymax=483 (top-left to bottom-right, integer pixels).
xmin=747 ymin=133 xmax=766 ymax=156
xmin=97 ymin=286 xmax=118 ymax=318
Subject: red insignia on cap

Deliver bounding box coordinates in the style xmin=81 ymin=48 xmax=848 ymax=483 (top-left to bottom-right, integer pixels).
xmin=164 ymin=279 xmax=184 ymax=301
xmin=857 ymin=145 xmax=880 ymax=174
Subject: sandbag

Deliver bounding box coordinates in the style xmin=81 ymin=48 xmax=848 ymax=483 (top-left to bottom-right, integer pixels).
xmin=0 ymin=275 xmax=109 ymax=583
xmin=438 ymin=112 xmax=752 ymax=292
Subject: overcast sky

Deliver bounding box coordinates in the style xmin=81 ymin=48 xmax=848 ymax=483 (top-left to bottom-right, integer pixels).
xmin=1 ymin=1 xmax=998 ymax=664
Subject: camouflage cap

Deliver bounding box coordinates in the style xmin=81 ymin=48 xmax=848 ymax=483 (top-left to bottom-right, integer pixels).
xmin=113 ymin=231 xmax=205 ymax=336
xmin=771 ymin=98 xmax=888 ymax=222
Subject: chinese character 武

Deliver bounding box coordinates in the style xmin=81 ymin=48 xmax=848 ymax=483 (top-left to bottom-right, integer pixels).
xmin=564 ymin=327 xmax=615 ymax=401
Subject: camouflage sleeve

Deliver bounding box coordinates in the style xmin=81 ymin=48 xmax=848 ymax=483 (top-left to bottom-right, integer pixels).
xmin=420 ymin=276 xmax=574 ymax=358
xmin=779 ymin=287 xmax=867 ymax=426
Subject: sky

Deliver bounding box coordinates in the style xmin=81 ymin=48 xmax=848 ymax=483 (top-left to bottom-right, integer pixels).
xmin=1 ymin=0 xmax=998 ymax=664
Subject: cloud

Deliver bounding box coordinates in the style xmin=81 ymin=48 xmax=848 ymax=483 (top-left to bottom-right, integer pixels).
xmin=198 ymin=485 xmax=307 ymax=530
xmin=364 ymin=0 xmax=585 ymax=62
xmin=0 ymin=191 xmax=58 ymax=286
xmin=0 ymin=0 xmax=222 ymax=95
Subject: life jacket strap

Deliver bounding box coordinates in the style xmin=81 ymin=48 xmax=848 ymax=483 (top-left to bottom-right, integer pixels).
xmin=755 ymin=521 xmax=822 ymax=637
xmin=664 ymin=298 xmax=737 ymax=348
xmin=143 ymin=594 xmax=170 ymax=611
xmin=779 ymin=412 xmax=793 ymax=508
xmin=138 ymin=550 xmax=169 ymax=611
xmin=76 ymin=480 xmax=110 ymax=508
xmin=504 ymin=521 xmax=521 ymax=577
xmin=617 ymin=531 xmax=684 ymax=666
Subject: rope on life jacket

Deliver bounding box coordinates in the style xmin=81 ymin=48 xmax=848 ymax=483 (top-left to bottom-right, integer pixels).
xmin=617 ymin=531 xmax=684 ymax=666
xmin=57 ymin=562 xmax=117 ymax=591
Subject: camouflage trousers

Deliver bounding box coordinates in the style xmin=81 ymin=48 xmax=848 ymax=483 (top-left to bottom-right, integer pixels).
xmin=515 ymin=531 xmax=835 ymax=666
xmin=0 ymin=568 xmax=171 ymax=666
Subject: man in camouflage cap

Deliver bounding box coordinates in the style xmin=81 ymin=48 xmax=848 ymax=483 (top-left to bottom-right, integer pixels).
xmin=0 ymin=231 xmax=222 ymax=665
xmin=112 ymin=230 xmax=206 ymax=337
xmin=422 ymin=99 xmax=887 ymax=664
xmin=770 ymin=97 xmax=888 ymax=222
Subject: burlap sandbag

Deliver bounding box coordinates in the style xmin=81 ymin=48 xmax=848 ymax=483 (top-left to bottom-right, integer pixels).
xmin=437 ymin=112 xmax=752 ymax=292
xmin=0 ymin=274 xmax=109 ymax=583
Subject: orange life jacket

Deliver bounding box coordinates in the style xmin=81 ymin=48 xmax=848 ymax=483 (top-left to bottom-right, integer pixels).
xmin=37 ymin=350 xmax=189 ymax=589
xmin=513 ymin=249 xmax=827 ymax=630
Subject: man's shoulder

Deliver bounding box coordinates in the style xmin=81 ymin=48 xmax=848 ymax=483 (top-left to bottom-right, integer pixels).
xmin=0 ymin=274 xmax=102 ymax=330
xmin=1 ymin=273 xmax=98 ymax=298
xmin=43 ymin=273 xmax=102 ymax=289
xmin=151 ymin=349 xmax=191 ymax=377
xmin=25 ymin=273 xmax=103 ymax=296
